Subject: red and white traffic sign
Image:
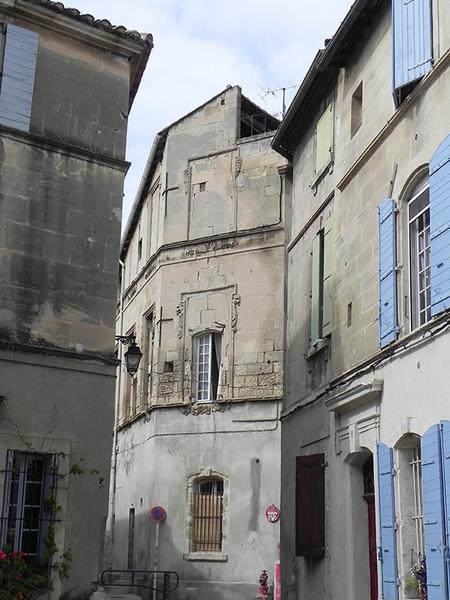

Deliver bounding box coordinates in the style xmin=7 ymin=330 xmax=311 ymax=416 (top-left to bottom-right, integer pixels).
xmin=265 ymin=504 xmax=280 ymax=523
xmin=150 ymin=505 xmax=167 ymax=523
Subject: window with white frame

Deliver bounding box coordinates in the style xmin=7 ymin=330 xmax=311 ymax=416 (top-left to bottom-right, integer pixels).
xmin=408 ymin=180 xmax=431 ymax=328
xmin=0 ymin=452 xmax=57 ymax=559
xmin=191 ymin=478 xmax=224 ymax=552
xmin=195 ymin=333 xmax=221 ymax=402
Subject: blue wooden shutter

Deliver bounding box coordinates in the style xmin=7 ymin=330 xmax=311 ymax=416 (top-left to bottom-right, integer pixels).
xmin=376 ymin=442 xmax=399 ymax=600
xmin=393 ymin=0 xmax=433 ymax=94
xmin=439 ymin=421 xmax=450 ymax=597
xmin=430 ymin=135 xmax=450 ymax=317
xmin=378 ymin=199 xmax=398 ymax=347
xmin=421 ymin=424 xmax=447 ymax=600
xmin=0 ymin=24 xmax=39 ymax=132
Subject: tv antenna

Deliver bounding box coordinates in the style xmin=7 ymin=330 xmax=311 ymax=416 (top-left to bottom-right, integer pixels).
xmin=258 ymin=83 xmax=298 ymax=119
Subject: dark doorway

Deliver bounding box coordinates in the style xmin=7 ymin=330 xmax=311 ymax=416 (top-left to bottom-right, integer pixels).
xmin=363 ymin=456 xmax=378 ymax=600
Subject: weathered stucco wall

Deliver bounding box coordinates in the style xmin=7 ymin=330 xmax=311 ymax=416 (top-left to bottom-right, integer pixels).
xmin=114 ymin=87 xmax=285 ymax=599
xmin=0 ymin=349 xmax=115 ymax=597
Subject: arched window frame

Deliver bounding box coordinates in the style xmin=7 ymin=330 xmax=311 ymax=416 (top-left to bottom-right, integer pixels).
xmin=184 ymin=469 xmax=229 ymax=562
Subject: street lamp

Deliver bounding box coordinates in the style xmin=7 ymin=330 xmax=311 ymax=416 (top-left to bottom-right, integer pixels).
xmin=115 ymin=334 xmax=142 ymax=376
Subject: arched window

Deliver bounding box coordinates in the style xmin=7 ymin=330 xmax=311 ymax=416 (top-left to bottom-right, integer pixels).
xmin=191 ymin=478 xmax=224 ymax=552
xmin=195 ymin=332 xmax=221 ymax=402
xmin=407 ymin=177 xmax=430 ymax=328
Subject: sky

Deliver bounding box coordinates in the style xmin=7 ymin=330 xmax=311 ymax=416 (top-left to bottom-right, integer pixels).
xmin=71 ymin=0 xmax=354 ymax=228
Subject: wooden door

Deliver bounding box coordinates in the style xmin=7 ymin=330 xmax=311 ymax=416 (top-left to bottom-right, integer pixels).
xmin=364 ymin=493 xmax=378 ymax=600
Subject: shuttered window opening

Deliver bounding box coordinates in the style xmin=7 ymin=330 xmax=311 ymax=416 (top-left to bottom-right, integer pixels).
xmin=429 ymin=134 xmax=450 ymax=317
xmin=295 ymin=454 xmax=325 ymax=558
xmin=310 ymin=219 xmax=333 ymax=346
xmin=315 ymin=103 xmax=334 ymax=176
xmin=191 ymin=478 xmax=224 ymax=552
xmin=0 ymin=451 xmax=57 ymax=560
xmin=392 ymin=0 xmax=433 ymax=105
xmin=376 ymin=443 xmax=399 ymax=600
xmin=408 ymin=183 xmax=431 ymax=328
xmin=0 ymin=24 xmax=39 ymax=132
xmin=378 ymin=199 xmax=398 ymax=347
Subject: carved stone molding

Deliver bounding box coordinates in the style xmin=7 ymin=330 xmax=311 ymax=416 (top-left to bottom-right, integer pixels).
xmin=176 ymin=302 xmax=185 ymax=339
xmin=231 ymin=294 xmax=241 ymax=332
xmin=234 ymin=156 xmax=242 ymax=178
xmin=183 ymin=167 xmax=191 ymax=194
xmin=179 ymin=402 xmax=226 ymax=416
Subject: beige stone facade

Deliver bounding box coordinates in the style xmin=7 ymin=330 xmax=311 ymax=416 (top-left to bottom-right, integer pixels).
xmin=273 ymin=1 xmax=450 ymax=599
xmin=112 ymin=86 xmax=286 ymax=600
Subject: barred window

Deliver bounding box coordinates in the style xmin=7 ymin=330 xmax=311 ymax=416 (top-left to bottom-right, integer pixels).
xmin=0 ymin=451 xmax=57 ymax=559
xmin=191 ymin=478 xmax=223 ymax=552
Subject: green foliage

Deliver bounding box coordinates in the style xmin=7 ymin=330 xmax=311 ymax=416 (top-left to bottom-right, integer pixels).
xmin=0 ymin=551 xmax=49 ymax=600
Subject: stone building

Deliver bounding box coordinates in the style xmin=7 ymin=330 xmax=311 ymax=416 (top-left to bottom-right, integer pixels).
xmin=272 ymin=0 xmax=450 ymax=599
xmin=112 ymin=85 xmax=286 ymax=600
xmin=0 ymin=0 xmax=151 ymax=596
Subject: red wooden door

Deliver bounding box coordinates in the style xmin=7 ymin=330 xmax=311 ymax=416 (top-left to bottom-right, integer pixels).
xmin=364 ymin=493 xmax=378 ymax=600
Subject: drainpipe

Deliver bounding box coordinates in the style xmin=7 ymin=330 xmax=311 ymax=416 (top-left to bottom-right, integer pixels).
xmin=105 ymin=258 xmax=125 ymax=569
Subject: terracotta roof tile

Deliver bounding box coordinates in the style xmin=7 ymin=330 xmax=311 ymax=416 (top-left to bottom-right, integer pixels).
xmin=25 ymin=0 xmax=153 ymax=46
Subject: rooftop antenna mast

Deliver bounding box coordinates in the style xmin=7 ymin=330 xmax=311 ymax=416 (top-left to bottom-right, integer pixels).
xmin=258 ymin=83 xmax=298 ymax=119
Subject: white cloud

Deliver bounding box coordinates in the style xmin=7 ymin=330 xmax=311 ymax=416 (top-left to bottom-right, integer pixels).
xmin=69 ymin=0 xmax=353 ymax=225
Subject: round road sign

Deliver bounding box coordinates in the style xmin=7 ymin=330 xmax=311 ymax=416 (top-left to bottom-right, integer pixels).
xmin=150 ymin=505 xmax=167 ymax=522
xmin=265 ymin=504 xmax=280 ymax=523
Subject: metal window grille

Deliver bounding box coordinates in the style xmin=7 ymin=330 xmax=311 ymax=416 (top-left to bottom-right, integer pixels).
xmin=0 ymin=451 xmax=57 ymax=560
xmin=410 ymin=446 xmax=424 ymax=556
xmin=408 ymin=186 xmax=431 ymax=327
xmin=191 ymin=479 xmax=223 ymax=552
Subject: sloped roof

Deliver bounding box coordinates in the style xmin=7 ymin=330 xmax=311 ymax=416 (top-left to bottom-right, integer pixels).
xmin=121 ymin=86 xmax=280 ymax=259
xmin=23 ymin=0 xmax=153 ymax=46
xmin=272 ymin=0 xmax=385 ymax=159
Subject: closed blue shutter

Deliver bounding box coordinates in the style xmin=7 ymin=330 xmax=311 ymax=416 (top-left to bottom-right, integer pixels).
xmin=439 ymin=421 xmax=450 ymax=597
xmin=430 ymin=135 xmax=450 ymax=317
xmin=421 ymin=424 xmax=447 ymax=600
xmin=377 ymin=442 xmax=399 ymax=600
xmin=393 ymin=0 xmax=433 ymax=94
xmin=0 ymin=25 xmax=39 ymax=132
xmin=378 ymin=199 xmax=398 ymax=347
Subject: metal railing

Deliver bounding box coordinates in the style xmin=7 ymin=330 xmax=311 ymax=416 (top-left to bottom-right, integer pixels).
xmin=101 ymin=570 xmax=179 ymax=599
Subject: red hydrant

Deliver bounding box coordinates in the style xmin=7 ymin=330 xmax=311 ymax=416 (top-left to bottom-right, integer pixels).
xmin=258 ymin=569 xmax=270 ymax=598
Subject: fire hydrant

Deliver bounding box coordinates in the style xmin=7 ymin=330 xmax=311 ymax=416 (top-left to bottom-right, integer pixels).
xmin=258 ymin=569 xmax=270 ymax=598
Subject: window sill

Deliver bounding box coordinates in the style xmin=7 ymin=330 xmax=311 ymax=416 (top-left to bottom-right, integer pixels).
xmin=183 ymin=552 xmax=228 ymax=562
xmin=306 ymin=337 xmax=329 ymax=360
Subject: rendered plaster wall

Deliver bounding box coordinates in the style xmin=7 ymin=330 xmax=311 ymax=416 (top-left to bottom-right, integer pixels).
xmin=113 ymin=401 xmax=281 ymax=600
xmin=0 ymin=349 xmax=115 ymax=598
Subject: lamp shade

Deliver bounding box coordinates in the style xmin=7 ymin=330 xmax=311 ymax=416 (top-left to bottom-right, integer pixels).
xmin=124 ymin=341 xmax=142 ymax=376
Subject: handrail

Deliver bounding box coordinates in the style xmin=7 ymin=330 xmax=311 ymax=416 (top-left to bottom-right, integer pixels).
xmin=101 ymin=570 xmax=179 ymax=598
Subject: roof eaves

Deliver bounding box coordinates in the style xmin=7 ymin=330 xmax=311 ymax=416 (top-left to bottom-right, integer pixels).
xmin=23 ymin=0 xmax=154 ymax=47
xmin=272 ymin=0 xmax=378 ymax=157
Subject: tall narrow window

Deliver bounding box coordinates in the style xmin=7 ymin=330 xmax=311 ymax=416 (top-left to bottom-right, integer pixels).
xmin=351 ymin=82 xmax=363 ymax=138
xmin=397 ymin=436 xmax=424 ymax=583
xmin=0 ymin=452 xmax=56 ymax=559
xmin=142 ymin=312 xmax=154 ymax=405
xmin=408 ymin=181 xmax=431 ymax=328
xmin=196 ymin=333 xmax=221 ymax=402
xmin=127 ymin=508 xmax=135 ymax=570
xmin=315 ymin=102 xmax=334 ymax=176
xmin=310 ymin=219 xmax=333 ymax=346
xmin=191 ymin=478 xmax=223 ymax=552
